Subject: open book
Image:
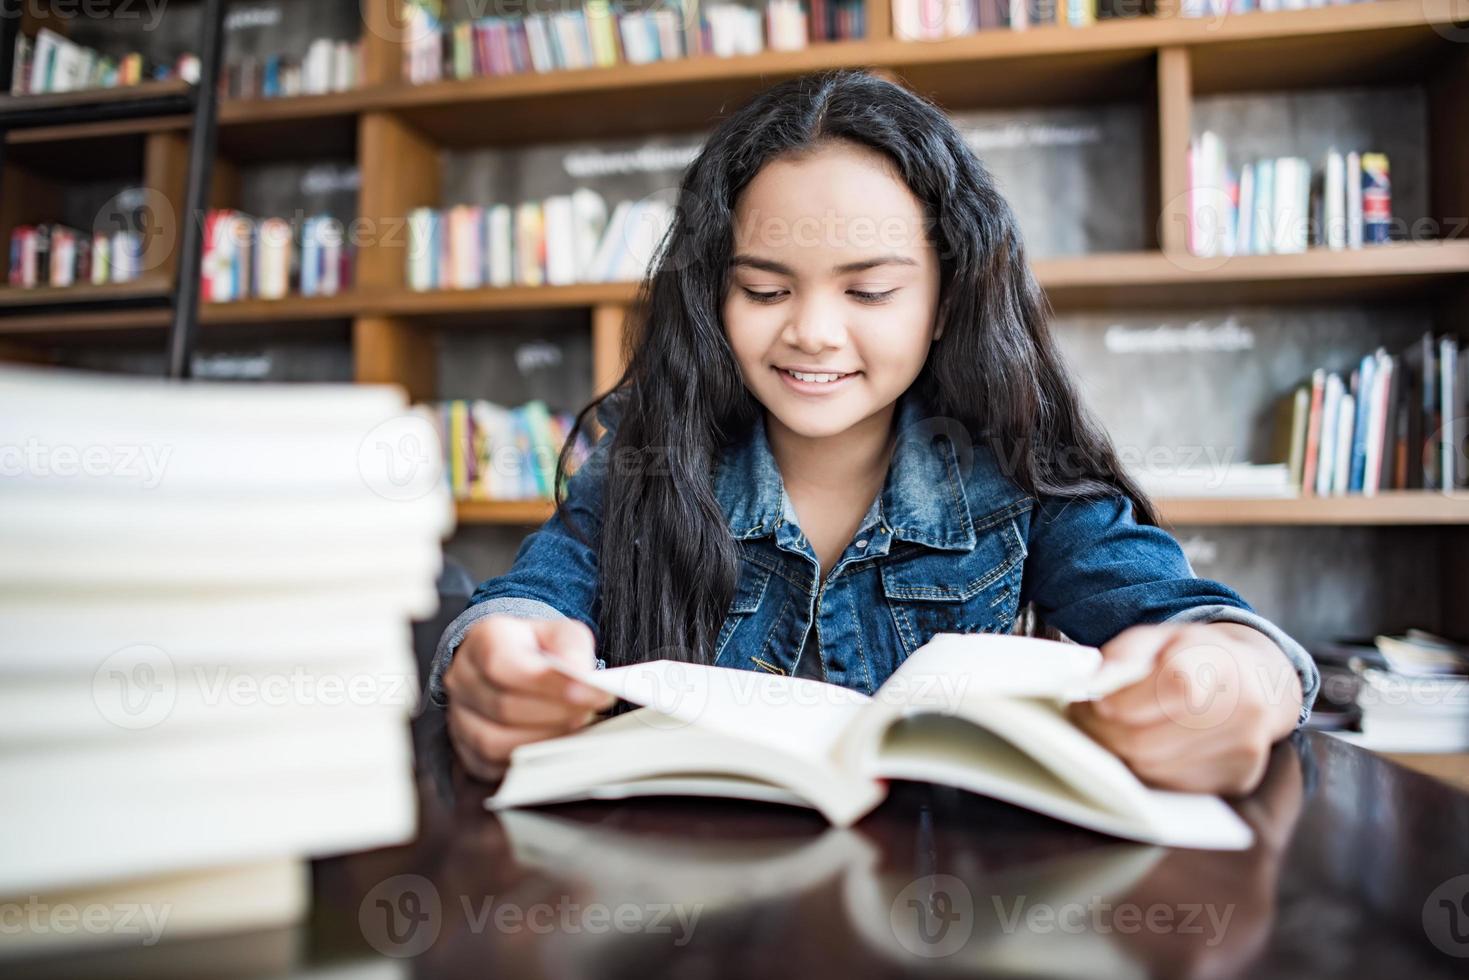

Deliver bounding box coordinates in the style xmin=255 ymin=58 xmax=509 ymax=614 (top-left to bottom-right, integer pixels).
xmin=487 ymin=633 xmax=1255 ymax=850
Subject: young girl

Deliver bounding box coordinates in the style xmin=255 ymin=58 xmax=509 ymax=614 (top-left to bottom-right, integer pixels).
xmin=431 ymin=69 xmax=1318 ymax=796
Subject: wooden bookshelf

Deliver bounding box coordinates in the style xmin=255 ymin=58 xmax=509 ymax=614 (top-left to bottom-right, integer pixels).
xmin=2 ymin=0 xmax=1468 ymax=564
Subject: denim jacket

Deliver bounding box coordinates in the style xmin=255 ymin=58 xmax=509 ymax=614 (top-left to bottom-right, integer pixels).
xmin=430 ymin=390 xmax=1320 ymax=726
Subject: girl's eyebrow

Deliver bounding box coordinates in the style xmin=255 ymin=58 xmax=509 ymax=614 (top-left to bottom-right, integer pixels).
xmin=729 ymin=254 xmax=919 ymax=276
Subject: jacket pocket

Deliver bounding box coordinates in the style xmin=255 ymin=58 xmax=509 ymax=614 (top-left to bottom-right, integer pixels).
xmin=712 ymin=556 xmax=773 ymax=666
xmin=880 ymin=513 xmax=1027 ymax=656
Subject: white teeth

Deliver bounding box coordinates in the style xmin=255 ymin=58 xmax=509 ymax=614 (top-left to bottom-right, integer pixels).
xmin=788 ymin=370 xmax=845 ymax=383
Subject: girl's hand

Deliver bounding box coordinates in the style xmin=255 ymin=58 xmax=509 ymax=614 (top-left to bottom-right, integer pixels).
xmin=1068 ymin=622 xmax=1304 ymax=797
xmin=443 ymin=614 xmax=616 ymax=780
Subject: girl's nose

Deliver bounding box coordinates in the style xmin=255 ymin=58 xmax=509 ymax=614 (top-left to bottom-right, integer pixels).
xmin=782 ymin=296 xmax=847 ymax=353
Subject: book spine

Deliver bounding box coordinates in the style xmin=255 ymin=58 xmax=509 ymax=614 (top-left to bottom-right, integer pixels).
xmin=1347 ymin=352 xmax=1375 ymax=493
xmin=1361 ymin=152 xmax=1391 ymax=245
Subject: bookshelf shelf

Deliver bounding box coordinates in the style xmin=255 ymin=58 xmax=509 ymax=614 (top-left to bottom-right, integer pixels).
xmin=372 ymin=282 xmax=640 ymax=317
xmin=1158 ymin=492 xmax=1469 ymax=526
xmin=1036 ymin=242 xmax=1469 ymax=310
xmin=0 ymin=279 xmax=171 ymax=312
xmin=198 ymin=294 xmax=369 ymax=324
xmin=214 ymin=89 xmax=377 ymax=162
xmin=8 ymin=240 xmax=1469 ymax=337
xmin=456 ymin=500 xmax=558 ymax=525
xmin=0 ymin=79 xmax=194 ymax=129
xmin=457 ymin=493 xmax=1469 ymax=529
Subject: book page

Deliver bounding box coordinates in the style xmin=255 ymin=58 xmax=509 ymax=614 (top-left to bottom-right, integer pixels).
xmin=546 ymin=658 xmax=872 ymax=764
xmin=873 ymin=633 xmax=1154 ymax=708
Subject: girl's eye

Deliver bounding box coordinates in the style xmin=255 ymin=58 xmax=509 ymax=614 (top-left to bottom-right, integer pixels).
xmin=741 ymin=288 xmax=785 ymax=304
xmin=849 ymin=289 xmax=897 ymax=304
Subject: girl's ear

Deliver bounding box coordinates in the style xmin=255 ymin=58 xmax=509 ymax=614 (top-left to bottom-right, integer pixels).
xmin=933 ymin=320 xmax=945 ymax=342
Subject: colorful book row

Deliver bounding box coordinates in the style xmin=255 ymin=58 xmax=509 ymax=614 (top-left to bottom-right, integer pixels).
xmin=1189 ymin=135 xmax=1393 ymax=258
xmin=430 ymin=399 xmax=595 ymax=502
xmin=7 ymin=225 xmax=143 ymax=289
xmin=1276 ymin=334 xmax=1468 ymax=497
xmin=402 ymin=0 xmax=864 ymax=84
xmin=201 ymin=211 xmax=354 ymax=303
xmin=10 ymin=28 xmax=197 ymax=96
xmin=406 ymin=192 xmax=672 ymax=291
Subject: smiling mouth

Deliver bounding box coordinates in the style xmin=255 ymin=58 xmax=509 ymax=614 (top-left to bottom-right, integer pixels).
xmin=775 ymin=367 xmax=859 ymax=384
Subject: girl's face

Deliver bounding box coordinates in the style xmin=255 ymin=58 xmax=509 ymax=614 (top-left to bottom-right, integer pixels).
xmin=722 ymin=141 xmax=943 ymax=440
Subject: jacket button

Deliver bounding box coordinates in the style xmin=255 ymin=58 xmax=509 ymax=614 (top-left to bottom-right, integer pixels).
xmin=855 ymin=538 xmax=868 ymax=549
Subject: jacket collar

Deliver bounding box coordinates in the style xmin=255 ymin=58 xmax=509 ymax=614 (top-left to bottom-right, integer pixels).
xmin=713 ymin=388 xmax=1027 ymax=551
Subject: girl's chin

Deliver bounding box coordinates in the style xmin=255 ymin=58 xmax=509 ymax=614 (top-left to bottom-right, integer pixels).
xmin=764 ymin=398 xmax=872 ymax=440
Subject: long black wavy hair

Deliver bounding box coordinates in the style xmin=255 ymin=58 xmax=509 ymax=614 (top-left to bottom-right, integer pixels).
xmin=553 ymin=68 xmax=1158 ymax=668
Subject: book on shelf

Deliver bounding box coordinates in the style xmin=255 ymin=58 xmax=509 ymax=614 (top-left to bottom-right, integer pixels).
xmin=488 ymin=631 xmax=1255 ymax=850
xmin=0 ymin=364 xmax=451 ymax=950
xmin=221 ymin=38 xmax=362 ymax=100
xmin=9 ymin=27 xmax=197 ymax=97
xmin=1277 ymin=334 xmax=1467 ymax=496
xmin=8 ymin=223 xmax=143 ymax=289
xmin=201 ymin=209 xmax=353 ymax=302
xmin=401 ymin=0 xmax=865 ymax=83
xmin=407 ymin=191 xmax=672 ymax=290
xmin=891 ymin=0 xmax=1136 ymax=40
xmin=1180 ymin=0 xmax=1379 ymax=15
xmin=428 ymin=398 xmax=594 ymax=502
xmin=1187 ymin=134 xmax=1394 ymax=258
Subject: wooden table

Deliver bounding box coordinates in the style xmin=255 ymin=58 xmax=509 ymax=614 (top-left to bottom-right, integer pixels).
xmin=18 ymin=716 xmax=1469 ymax=978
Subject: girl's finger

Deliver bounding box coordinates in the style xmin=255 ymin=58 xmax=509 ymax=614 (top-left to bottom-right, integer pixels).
xmin=448 ymin=702 xmax=573 ymax=765
xmin=472 ymin=620 xmax=611 ymax=707
xmin=446 ymin=662 xmax=596 ymax=727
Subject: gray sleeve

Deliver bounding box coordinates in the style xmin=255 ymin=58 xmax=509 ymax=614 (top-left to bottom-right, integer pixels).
xmin=427 ymin=597 xmax=606 ymax=708
xmin=1160 ymin=603 xmax=1319 ymax=729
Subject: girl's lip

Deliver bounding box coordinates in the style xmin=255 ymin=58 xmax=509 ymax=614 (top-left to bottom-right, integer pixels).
xmin=773 ymin=366 xmax=860 ymax=394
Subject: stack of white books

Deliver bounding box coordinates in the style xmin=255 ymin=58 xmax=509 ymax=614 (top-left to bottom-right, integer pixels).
xmin=1333 ymin=631 xmax=1469 ymax=753
xmin=0 ymin=365 xmax=452 ymax=957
